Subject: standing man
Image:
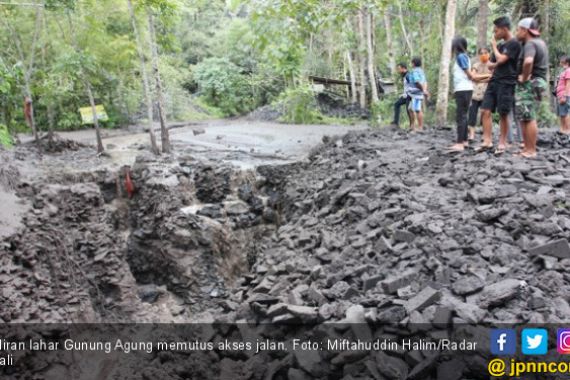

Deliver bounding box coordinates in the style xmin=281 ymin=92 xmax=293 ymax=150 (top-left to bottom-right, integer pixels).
xmin=515 ymin=18 xmax=549 ymax=158
xmin=408 ymin=57 xmax=429 ymax=132
xmin=391 ymin=63 xmax=412 ymax=127
xmin=477 ymin=17 xmax=522 ymax=154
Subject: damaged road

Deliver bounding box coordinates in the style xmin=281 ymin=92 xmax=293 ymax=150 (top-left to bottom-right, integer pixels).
xmin=3 ymin=125 xmax=570 ymax=378
xmin=3 ymin=126 xmax=570 ymax=324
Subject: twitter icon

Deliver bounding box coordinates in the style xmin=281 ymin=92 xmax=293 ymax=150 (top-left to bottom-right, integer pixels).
xmin=522 ymin=329 xmax=548 ymax=355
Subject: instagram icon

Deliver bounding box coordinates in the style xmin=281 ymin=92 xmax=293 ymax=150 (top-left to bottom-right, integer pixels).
xmin=558 ymin=329 xmax=570 ymax=354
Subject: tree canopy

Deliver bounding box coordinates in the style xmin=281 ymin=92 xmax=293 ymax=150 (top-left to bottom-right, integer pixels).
xmin=0 ymin=0 xmax=568 ymax=144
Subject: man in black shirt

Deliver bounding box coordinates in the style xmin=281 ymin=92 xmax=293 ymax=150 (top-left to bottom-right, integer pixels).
xmin=515 ymin=17 xmax=549 ymax=158
xmin=477 ymin=17 xmax=522 ymax=154
xmin=391 ymin=63 xmax=412 ymax=127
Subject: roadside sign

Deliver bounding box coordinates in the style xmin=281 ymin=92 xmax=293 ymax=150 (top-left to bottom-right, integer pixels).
xmin=79 ymin=105 xmax=109 ymax=125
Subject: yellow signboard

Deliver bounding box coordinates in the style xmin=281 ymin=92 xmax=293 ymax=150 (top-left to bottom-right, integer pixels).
xmin=79 ymin=105 xmax=109 ymax=125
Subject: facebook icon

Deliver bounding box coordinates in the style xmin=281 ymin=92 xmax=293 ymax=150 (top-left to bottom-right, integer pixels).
xmin=491 ymin=329 xmax=516 ymax=355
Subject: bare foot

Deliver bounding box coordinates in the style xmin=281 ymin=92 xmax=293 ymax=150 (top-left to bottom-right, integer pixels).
xmin=515 ymin=151 xmax=537 ymax=158
xmin=494 ymin=145 xmax=506 ymax=155
xmin=448 ymin=143 xmax=465 ymax=151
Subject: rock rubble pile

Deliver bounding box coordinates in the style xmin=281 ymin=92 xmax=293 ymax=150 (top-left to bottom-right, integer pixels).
xmin=226 ymin=129 xmax=570 ymax=327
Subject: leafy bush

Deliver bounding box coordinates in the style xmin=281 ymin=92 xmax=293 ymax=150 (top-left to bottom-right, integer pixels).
xmin=57 ymin=111 xmax=82 ymax=130
xmin=0 ymin=124 xmax=13 ymax=148
xmin=193 ymin=57 xmax=255 ymax=116
xmin=276 ymin=85 xmax=323 ymax=124
xmin=538 ymin=99 xmax=558 ymax=128
xmin=369 ymin=96 xmax=398 ymax=128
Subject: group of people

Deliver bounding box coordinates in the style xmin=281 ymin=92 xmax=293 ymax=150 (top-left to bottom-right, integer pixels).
xmin=391 ymin=16 xmax=570 ymax=159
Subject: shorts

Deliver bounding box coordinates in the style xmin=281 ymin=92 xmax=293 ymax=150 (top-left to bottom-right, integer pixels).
xmin=409 ymin=98 xmax=423 ymax=112
xmin=515 ymin=78 xmax=547 ymax=122
xmin=481 ymin=81 xmax=515 ymax=116
xmin=558 ymin=97 xmax=570 ymax=117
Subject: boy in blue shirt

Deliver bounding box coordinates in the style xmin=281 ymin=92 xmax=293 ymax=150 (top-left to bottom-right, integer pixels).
xmin=408 ymin=57 xmax=429 ymax=131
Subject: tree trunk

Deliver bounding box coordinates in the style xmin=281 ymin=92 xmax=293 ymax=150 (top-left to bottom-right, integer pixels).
xmin=346 ymin=51 xmax=357 ymax=104
xmin=147 ymin=9 xmax=170 ymax=154
xmin=66 ymin=12 xmax=104 ymax=153
xmin=356 ymin=14 xmax=367 ymax=108
xmin=397 ymin=2 xmax=414 ymax=57
xmin=383 ymin=9 xmax=397 ymax=77
xmin=1 ymin=7 xmax=43 ymax=145
xmin=365 ymin=9 xmax=379 ymax=103
xmin=435 ymin=0 xmax=457 ymax=127
xmin=542 ymin=0 xmax=550 ymax=85
xmin=47 ymin=102 xmax=55 ymax=142
xmin=477 ymin=0 xmax=489 ymax=49
xmin=84 ymin=80 xmax=105 ymax=153
xmin=127 ymin=0 xmax=159 ymax=155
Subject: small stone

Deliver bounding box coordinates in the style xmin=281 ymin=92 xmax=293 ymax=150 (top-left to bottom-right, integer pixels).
xmin=432 ymin=307 xmax=452 ymax=329
xmin=528 ymin=239 xmax=570 ymax=259
xmin=405 ymin=287 xmax=441 ymax=313
xmin=477 ymin=279 xmax=524 ymax=309
xmin=286 ymin=305 xmax=319 ymax=322
xmin=267 ymin=303 xmax=289 ymax=318
xmin=363 ymin=274 xmax=384 ymax=292
xmin=453 ymin=302 xmax=486 ymax=323
xmin=394 ymin=229 xmax=415 ymax=243
xmin=377 ymin=306 xmax=406 ymax=323
xmin=451 ymin=276 xmax=485 ymax=296
xmin=381 ymin=270 xmax=417 ymax=294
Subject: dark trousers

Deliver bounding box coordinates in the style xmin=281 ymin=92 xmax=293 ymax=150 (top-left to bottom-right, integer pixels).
xmin=468 ymin=99 xmax=483 ymax=127
xmin=392 ymin=96 xmax=411 ymax=125
xmin=455 ymin=90 xmax=473 ymax=143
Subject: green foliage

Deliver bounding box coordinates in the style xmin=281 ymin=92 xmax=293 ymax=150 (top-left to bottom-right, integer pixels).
xmin=276 ymin=84 xmax=324 ymax=124
xmin=538 ymin=99 xmax=558 ymax=128
xmin=0 ymin=124 xmax=13 ymax=148
xmin=193 ymin=57 xmax=256 ymax=116
xmin=369 ymin=96 xmax=396 ymax=127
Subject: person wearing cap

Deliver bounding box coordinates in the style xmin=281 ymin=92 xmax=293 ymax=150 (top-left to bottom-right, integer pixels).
xmin=476 ymin=17 xmax=522 ymax=154
xmin=555 ymin=55 xmax=570 ymax=134
xmin=515 ymin=17 xmax=549 ymax=158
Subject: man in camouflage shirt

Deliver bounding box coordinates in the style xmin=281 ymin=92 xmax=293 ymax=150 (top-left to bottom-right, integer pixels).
xmin=515 ymin=17 xmax=549 ymax=158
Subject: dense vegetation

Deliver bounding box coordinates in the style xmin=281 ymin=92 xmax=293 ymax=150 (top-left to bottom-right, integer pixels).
xmin=1 ymin=0 xmax=569 ymax=149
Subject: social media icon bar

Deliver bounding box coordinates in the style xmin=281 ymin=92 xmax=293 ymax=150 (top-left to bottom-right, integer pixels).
xmin=522 ymin=329 xmax=548 ymax=355
xmin=491 ymin=329 xmax=516 ymax=355
xmin=558 ymin=329 xmax=570 ymax=354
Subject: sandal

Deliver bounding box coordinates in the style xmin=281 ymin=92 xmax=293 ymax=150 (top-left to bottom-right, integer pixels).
xmin=474 ymin=145 xmax=493 ymax=153
xmin=494 ymin=145 xmax=507 ymax=155
xmin=514 ymin=151 xmax=537 ymax=159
